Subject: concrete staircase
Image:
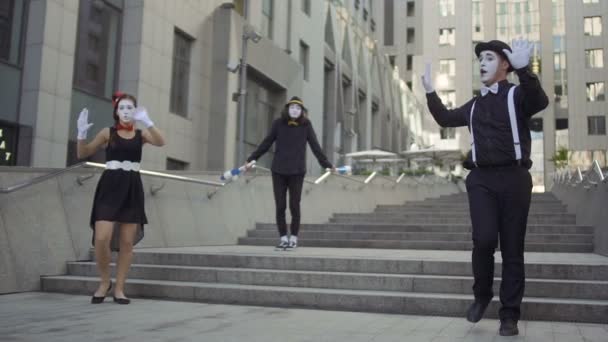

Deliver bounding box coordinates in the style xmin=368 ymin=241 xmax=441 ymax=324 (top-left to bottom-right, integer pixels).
xmin=239 ymin=193 xmax=593 ymax=253
xmin=41 ymin=193 xmax=608 ymax=323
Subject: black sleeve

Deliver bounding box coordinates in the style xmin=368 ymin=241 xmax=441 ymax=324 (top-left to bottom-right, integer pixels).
xmin=514 ymin=67 xmax=549 ymax=117
xmin=247 ymin=120 xmax=278 ymax=162
xmin=307 ymin=124 xmax=333 ymax=169
xmin=426 ymin=92 xmax=473 ymax=128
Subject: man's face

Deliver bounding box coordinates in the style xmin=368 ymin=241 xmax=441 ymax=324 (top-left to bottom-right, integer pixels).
xmin=117 ymin=99 xmax=135 ymax=123
xmin=479 ymin=50 xmax=501 ymax=85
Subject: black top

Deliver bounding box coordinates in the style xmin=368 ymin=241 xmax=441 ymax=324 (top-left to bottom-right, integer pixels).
xmin=426 ymin=67 xmax=549 ymax=168
xmin=247 ymin=118 xmax=333 ymax=175
xmin=106 ymin=127 xmax=142 ymax=162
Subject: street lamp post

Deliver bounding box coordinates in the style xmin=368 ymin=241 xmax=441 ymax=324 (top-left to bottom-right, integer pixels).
xmin=236 ymin=1 xmax=261 ymax=166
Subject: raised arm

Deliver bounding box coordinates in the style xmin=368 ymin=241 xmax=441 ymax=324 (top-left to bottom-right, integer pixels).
xmin=422 ymin=63 xmax=470 ymax=127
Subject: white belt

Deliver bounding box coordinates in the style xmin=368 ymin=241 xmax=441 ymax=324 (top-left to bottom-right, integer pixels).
xmin=106 ymin=160 xmax=141 ymax=172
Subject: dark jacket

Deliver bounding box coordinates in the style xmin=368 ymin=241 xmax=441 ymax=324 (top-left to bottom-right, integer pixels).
xmin=247 ymin=118 xmax=333 ymax=175
xmin=426 ymin=67 xmax=549 ymax=168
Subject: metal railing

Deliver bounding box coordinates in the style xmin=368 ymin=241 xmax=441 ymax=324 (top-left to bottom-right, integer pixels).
xmin=553 ymin=160 xmax=607 ymax=190
xmin=1 ymin=161 xmax=453 ymax=197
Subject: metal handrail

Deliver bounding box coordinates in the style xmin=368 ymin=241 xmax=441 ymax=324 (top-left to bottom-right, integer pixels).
xmin=84 ymin=162 xmax=225 ymax=187
xmin=1 ymin=162 xmax=88 ymax=194
xmin=0 ymin=161 xmax=224 ymax=195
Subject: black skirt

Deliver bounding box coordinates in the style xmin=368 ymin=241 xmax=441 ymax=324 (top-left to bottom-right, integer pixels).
xmin=89 ymin=169 xmax=147 ymax=252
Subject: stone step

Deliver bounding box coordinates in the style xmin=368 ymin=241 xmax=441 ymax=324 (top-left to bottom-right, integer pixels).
xmin=329 ymin=216 xmax=576 ymax=225
xmin=116 ymin=250 xmax=608 ymax=280
xmin=333 ymin=212 xmax=575 ymax=220
xmin=238 ymin=237 xmax=593 ymax=253
xmin=374 ymin=206 xmax=567 ymax=213
xmin=65 ymin=262 xmax=608 ymax=300
xmin=253 ymin=223 xmax=593 ymax=235
xmin=246 ymin=230 xmax=593 ymax=244
xmin=41 ymin=276 xmax=608 ymax=323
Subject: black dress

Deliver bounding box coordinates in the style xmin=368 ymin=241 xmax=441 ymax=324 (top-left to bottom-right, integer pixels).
xmin=90 ymin=127 xmax=147 ymax=251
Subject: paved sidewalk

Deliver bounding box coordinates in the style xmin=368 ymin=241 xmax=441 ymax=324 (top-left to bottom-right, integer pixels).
xmin=1 ymin=292 xmax=606 ymax=342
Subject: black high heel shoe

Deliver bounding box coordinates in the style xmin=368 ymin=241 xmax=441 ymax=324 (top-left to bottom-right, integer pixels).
xmin=91 ymin=282 xmax=112 ymax=304
xmin=113 ymin=296 xmax=131 ymax=305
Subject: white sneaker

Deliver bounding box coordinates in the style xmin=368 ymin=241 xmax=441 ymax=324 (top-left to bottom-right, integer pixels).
xmin=275 ymin=236 xmax=289 ymax=250
xmin=287 ymin=235 xmax=298 ymax=250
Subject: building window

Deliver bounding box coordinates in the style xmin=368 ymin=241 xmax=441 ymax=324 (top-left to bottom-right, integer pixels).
xmin=406 ymin=55 xmax=413 ymax=71
xmin=262 ymin=0 xmax=273 ymax=39
xmin=407 ymin=1 xmax=415 ymax=16
xmin=74 ymin=0 xmax=122 ymax=99
xmin=170 ymin=29 xmax=193 ymax=117
xmin=584 ymin=16 xmax=602 ymax=36
xmin=406 ymin=28 xmax=415 ymax=44
xmin=438 ymin=90 xmax=456 ymax=109
xmin=301 ymin=0 xmax=310 ymax=16
xmin=166 ymin=158 xmax=189 ymax=170
xmin=384 ymin=0 xmax=394 ymax=45
xmin=585 ymin=49 xmax=604 ymax=68
xmin=440 ymin=127 xmax=456 ymax=139
xmin=439 ymin=59 xmax=456 ymax=77
xmin=586 ymin=82 xmax=605 ymax=101
xmin=588 ymin=116 xmax=606 ymax=135
xmin=439 ymin=0 xmax=455 ymax=16
xmin=439 ymin=28 xmax=455 ymax=46
xmin=0 ymin=0 xmax=26 ymax=66
xmin=583 ymin=0 xmax=599 ymax=3
xmin=299 ymin=40 xmax=309 ymax=81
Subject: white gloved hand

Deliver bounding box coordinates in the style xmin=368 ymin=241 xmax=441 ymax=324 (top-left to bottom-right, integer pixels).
xmin=421 ymin=62 xmax=435 ymax=93
xmin=502 ymin=38 xmax=533 ymax=70
xmin=76 ymin=108 xmax=94 ymax=140
xmin=134 ymin=107 xmax=154 ymax=128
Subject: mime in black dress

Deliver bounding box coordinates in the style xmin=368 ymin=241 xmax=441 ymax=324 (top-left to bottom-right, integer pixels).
xmin=76 ymin=91 xmax=165 ymax=305
xmin=89 ymin=126 xmax=146 ymax=251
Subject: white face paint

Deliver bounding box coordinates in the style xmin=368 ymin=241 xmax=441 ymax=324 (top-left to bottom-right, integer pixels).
xmin=288 ymin=104 xmax=302 ymax=119
xmin=479 ymin=51 xmax=500 ymax=85
xmin=116 ymin=99 xmax=135 ymax=124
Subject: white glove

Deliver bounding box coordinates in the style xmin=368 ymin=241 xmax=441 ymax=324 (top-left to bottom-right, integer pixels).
xmin=134 ymin=107 xmax=154 ymax=128
xmin=502 ymin=38 xmax=533 ymax=70
xmin=76 ymin=108 xmax=94 ymax=140
xmin=421 ymin=62 xmax=435 ymax=93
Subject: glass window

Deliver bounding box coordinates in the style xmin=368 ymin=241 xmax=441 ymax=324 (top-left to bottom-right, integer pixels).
xmin=407 ymin=1 xmax=415 ymax=16
xmin=406 ymin=55 xmax=413 ymax=71
xmin=585 ymin=49 xmax=604 ymax=68
xmin=439 ymin=0 xmax=455 ymax=16
xmin=0 ymin=0 xmax=25 ymax=65
xmin=439 ymin=28 xmax=455 ymax=46
xmin=166 ymin=158 xmax=189 ymax=170
xmin=299 ymin=40 xmax=309 ymax=81
xmin=584 ymin=16 xmax=602 ymax=36
xmin=586 ymin=82 xmax=605 ymax=101
xmin=588 ymin=116 xmax=606 ymax=135
xmin=170 ymin=29 xmax=193 ymax=117
xmin=438 ymin=90 xmax=456 ymax=109
xmin=262 ymin=0 xmax=273 ymax=39
xmin=74 ymin=0 xmax=122 ymax=99
xmin=301 ymin=0 xmax=310 ymax=15
xmin=440 ymin=127 xmax=455 ymax=139
xmin=406 ymin=28 xmax=415 ymax=44
xmin=439 ymin=59 xmax=456 ymax=77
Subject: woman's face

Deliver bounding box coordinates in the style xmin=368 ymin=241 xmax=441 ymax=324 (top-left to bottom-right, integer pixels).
xmin=288 ymin=104 xmax=302 ymax=119
xmin=117 ymin=99 xmax=135 ymax=124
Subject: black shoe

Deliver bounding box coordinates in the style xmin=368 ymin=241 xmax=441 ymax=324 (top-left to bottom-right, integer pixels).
xmin=499 ymin=319 xmax=519 ymax=336
xmin=113 ymin=296 xmax=131 ymax=305
xmin=466 ymin=300 xmax=490 ymax=323
xmin=91 ymin=282 xmax=112 ymax=304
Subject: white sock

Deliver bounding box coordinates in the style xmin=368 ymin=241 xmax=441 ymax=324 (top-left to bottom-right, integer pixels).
xmin=280 ymin=235 xmax=288 ymax=243
xmin=289 ymin=235 xmax=298 ymax=243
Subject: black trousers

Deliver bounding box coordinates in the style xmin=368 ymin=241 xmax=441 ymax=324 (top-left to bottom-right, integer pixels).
xmin=272 ymin=173 xmax=305 ymax=237
xmin=465 ymin=166 xmax=532 ymax=321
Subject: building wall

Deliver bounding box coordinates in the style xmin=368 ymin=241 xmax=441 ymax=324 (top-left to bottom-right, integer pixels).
xmin=4 ymin=0 xmax=419 ymax=173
